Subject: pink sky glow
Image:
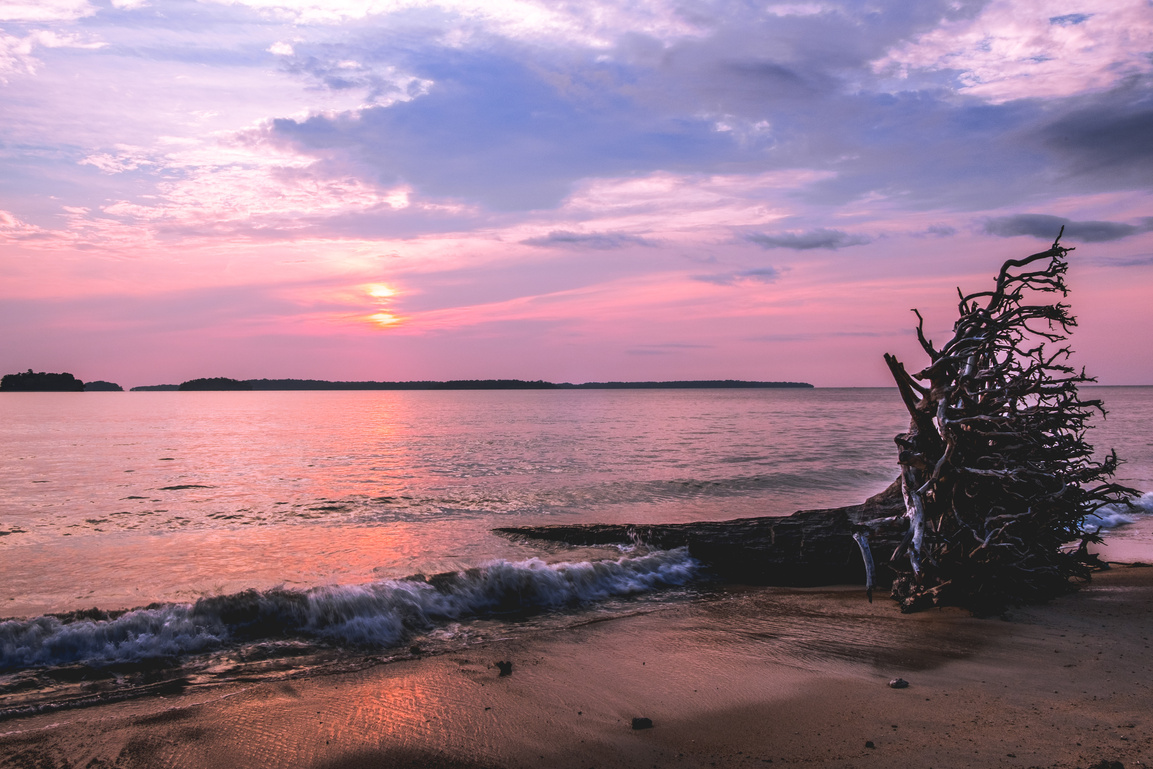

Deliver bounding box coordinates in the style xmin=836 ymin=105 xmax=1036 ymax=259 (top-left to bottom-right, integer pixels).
xmin=2 ymin=0 xmax=1152 ymax=387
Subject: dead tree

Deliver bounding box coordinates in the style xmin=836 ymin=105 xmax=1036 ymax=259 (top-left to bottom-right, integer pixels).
xmin=861 ymin=229 xmax=1136 ymax=613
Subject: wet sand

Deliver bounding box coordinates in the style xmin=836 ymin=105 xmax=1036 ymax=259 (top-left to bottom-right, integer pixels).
xmin=2 ymin=565 xmax=1151 ymax=769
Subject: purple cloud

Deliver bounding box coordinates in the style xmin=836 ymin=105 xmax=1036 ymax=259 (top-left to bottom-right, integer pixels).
xmin=984 ymin=214 xmax=1152 ymax=242
xmin=521 ymin=231 xmax=656 ymax=250
xmin=745 ymin=229 xmax=871 ymax=250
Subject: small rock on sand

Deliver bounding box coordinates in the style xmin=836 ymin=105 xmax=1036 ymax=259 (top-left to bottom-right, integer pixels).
xmin=888 ymin=678 xmax=909 ymax=689
xmin=496 ymin=661 xmax=513 ymax=677
xmin=631 ymin=717 xmax=654 ymax=730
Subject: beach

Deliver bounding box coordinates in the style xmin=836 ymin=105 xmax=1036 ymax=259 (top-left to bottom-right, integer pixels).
xmin=3 ymin=563 xmax=1150 ymax=769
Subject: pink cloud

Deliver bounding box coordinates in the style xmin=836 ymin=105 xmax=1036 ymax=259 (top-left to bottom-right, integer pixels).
xmin=874 ymin=0 xmax=1153 ymax=102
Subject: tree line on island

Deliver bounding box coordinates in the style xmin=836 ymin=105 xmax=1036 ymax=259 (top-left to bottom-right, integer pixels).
xmin=170 ymin=378 xmax=815 ymax=391
xmin=1 ymin=374 xmax=815 ymax=392
xmin=0 ymin=370 xmax=122 ymax=391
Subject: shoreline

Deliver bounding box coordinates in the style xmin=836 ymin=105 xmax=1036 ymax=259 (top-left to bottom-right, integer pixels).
xmin=3 ymin=565 xmax=1151 ymax=768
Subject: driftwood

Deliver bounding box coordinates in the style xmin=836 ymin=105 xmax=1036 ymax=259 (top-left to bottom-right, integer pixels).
xmin=870 ymin=230 xmax=1136 ymax=612
xmin=498 ymin=233 xmax=1136 ymax=614
xmin=496 ymin=480 xmax=906 ymax=593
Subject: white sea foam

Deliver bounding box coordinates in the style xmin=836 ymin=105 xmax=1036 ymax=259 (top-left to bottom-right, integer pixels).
xmin=1087 ymin=491 xmax=1153 ymax=530
xmin=0 ymin=549 xmax=698 ymax=671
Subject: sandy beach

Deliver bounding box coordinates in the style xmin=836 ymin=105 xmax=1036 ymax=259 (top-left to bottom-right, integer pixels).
xmin=2 ymin=560 xmax=1150 ymax=769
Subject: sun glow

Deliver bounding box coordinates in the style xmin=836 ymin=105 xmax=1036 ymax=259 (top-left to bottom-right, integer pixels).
xmin=366 ymin=283 xmax=398 ymax=299
xmin=369 ymin=311 xmax=401 ymax=326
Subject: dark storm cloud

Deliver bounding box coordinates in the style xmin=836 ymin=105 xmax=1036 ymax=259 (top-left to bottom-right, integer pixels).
xmin=984 ymin=214 xmax=1152 ymax=242
xmin=521 ymin=231 xmax=657 ymax=249
xmin=745 ymin=229 xmax=870 ymax=250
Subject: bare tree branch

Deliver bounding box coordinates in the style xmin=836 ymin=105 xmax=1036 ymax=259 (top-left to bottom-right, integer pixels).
xmin=873 ymin=233 xmax=1137 ymax=613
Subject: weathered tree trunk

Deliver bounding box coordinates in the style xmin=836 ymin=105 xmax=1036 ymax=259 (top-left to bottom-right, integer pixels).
xmin=495 ymin=480 xmax=906 ymax=591
xmin=872 ymin=231 xmax=1137 ymax=612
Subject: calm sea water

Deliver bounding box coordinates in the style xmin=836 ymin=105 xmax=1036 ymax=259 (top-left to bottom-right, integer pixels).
xmin=1 ymin=387 xmax=1151 ymax=691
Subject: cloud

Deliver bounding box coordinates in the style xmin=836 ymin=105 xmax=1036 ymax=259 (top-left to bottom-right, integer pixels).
xmin=1049 ymin=13 xmax=1092 ymax=27
xmin=279 ymin=54 xmax=433 ymax=106
xmin=198 ymin=0 xmax=702 ymax=43
xmin=3 ymin=0 xmax=1153 ymax=252
xmin=0 ymin=0 xmax=94 ymax=22
xmin=269 ymin=49 xmax=747 ymax=211
xmin=984 ymin=213 xmax=1151 ymax=242
xmin=745 ymin=229 xmax=870 ymax=250
xmin=1038 ymin=94 xmax=1153 ymax=190
xmin=873 ymin=0 xmax=1153 ymax=102
xmin=692 ymin=267 xmax=781 ymax=286
xmin=520 ymin=230 xmax=656 ymax=250
xmin=626 ymin=342 xmax=712 ymax=356
xmin=746 ymin=330 xmax=896 ymax=342
xmin=631 ymin=343 xmax=710 ymax=355
xmin=1088 ymin=253 xmax=1153 ymax=268
xmin=0 ymin=208 xmax=50 ymax=241
xmin=0 ymin=29 xmax=104 ymax=80
xmin=29 ymin=0 xmax=1142 ymax=229
xmin=918 ymin=224 xmax=957 ymax=238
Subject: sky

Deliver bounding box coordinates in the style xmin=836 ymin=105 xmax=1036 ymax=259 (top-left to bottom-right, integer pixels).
xmin=1 ymin=0 xmax=1151 ymax=388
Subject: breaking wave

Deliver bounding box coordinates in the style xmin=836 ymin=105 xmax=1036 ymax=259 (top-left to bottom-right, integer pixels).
xmin=0 ymin=549 xmax=697 ymax=671
xmin=1088 ymin=491 xmax=1153 ymax=530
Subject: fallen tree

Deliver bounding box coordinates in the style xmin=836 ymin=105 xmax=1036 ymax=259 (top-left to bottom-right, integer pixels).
xmin=862 ymin=229 xmax=1136 ymax=612
xmin=496 ymin=481 xmax=907 ymax=587
xmin=497 ymin=232 xmax=1135 ymax=613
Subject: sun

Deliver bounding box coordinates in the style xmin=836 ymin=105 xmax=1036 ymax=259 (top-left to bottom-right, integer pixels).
xmin=366 ymin=283 xmax=397 ymax=299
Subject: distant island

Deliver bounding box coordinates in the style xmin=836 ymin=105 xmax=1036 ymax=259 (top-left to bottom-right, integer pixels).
xmin=179 ymin=377 xmax=254 ymax=391
xmin=84 ymin=380 xmax=124 ymax=392
xmin=11 ymin=372 xmax=816 ymax=392
xmin=130 ymin=378 xmax=814 ymax=391
xmin=0 ymin=370 xmax=84 ymax=392
xmin=0 ymin=370 xmax=125 ymax=392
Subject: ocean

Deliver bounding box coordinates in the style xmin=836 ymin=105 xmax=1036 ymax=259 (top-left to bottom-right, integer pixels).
xmin=2 ymin=387 xmax=1151 ymax=715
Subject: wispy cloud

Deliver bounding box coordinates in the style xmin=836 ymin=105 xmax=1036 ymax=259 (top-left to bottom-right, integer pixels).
xmin=0 ymin=0 xmax=96 ymax=23
xmin=745 ymin=229 xmax=870 ymax=250
xmin=520 ymin=230 xmax=656 ymax=250
xmin=692 ymin=267 xmax=781 ymax=286
xmin=873 ymin=0 xmax=1153 ymax=102
xmin=915 ymin=224 xmax=957 ymax=238
xmin=626 ymin=342 xmax=713 ymax=356
xmin=984 ymin=213 xmax=1153 ymax=242
xmin=1087 ymin=253 xmax=1153 ymax=268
